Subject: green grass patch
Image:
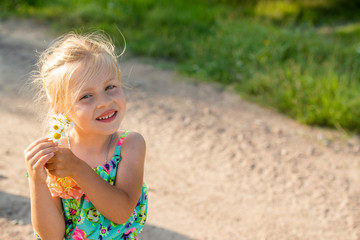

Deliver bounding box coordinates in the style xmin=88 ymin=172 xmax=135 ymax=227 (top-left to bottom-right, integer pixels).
xmin=2 ymin=0 xmax=360 ymax=132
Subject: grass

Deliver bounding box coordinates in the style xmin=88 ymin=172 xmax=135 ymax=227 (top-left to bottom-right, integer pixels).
xmin=2 ymin=0 xmax=360 ymax=132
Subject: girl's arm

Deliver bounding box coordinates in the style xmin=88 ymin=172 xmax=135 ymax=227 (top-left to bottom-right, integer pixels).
xmin=48 ymin=132 xmax=146 ymax=225
xmin=29 ymin=182 xmax=65 ymax=239
xmin=24 ymin=138 xmax=65 ymax=240
xmin=78 ymin=131 xmax=146 ymax=224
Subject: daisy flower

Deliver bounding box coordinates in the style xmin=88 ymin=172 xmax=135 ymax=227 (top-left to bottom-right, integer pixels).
xmin=46 ymin=114 xmax=84 ymax=201
xmin=48 ymin=114 xmax=72 ymax=144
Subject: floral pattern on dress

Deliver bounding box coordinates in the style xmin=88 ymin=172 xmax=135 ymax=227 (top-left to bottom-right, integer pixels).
xmin=35 ymin=131 xmax=148 ymax=240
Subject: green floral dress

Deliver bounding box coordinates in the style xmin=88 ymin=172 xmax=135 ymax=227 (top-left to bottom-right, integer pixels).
xmin=37 ymin=131 xmax=148 ymax=240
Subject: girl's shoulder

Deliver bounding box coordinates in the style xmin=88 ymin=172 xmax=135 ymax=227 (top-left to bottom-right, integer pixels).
xmin=117 ymin=130 xmax=145 ymax=150
xmin=118 ymin=130 xmax=145 ymax=144
xmin=114 ymin=131 xmax=146 ymax=188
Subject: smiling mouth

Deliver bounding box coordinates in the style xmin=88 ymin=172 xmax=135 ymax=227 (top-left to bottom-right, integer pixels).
xmin=96 ymin=111 xmax=117 ymax=121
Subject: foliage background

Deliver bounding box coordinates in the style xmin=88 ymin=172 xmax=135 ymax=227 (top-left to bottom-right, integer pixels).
xmin=1 ymin=0 xmax=360 ymax=132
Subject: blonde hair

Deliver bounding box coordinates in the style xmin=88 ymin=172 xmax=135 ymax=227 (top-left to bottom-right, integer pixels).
xmin=32 ymin=32 xmax=122 ymax=117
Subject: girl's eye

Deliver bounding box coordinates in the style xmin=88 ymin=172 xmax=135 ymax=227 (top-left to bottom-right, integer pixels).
xmin=80 ymin=94 xmax=92 ymax=100
xmin=106 ymin=85 xmax=116 ymax=91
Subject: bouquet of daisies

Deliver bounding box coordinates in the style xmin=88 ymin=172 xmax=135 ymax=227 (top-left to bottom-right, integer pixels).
xmin=48 ymin=114 xmax=74 ymax=144
xmin=46 ymin=114 xmax=83 ymax=201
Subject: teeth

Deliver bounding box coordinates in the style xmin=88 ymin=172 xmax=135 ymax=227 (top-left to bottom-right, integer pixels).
xmin=97 ymin=111 xmax=115 ymax=120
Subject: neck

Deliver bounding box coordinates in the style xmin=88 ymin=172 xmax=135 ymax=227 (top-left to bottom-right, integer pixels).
xmin=69 ymin=129 xmax=115 ymax=157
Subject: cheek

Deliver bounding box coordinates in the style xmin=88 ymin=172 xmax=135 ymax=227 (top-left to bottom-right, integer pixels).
xmin=68 ymin=106 xmax=91 ymax=125
xmin=118 ymin=91 xmax=126 ymax=106
xmin=121 ymin=96 xmax=127 ymax=108
xmin=111 ymin=90 xmax=126 ymax=108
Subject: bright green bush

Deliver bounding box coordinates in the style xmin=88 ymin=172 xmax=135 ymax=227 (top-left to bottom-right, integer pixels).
xmin=2 ymin=0 xmax=360 ymax=132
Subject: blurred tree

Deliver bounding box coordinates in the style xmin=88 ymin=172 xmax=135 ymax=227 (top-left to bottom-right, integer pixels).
xmin=300 ymin=0 xmax=360 ymax=24
xmin=250 ymin=0 xmax=360 ymax=24
xmin=210 ymin=0 xmax=259 ymax=5
xmin=0 ymin=0 xmax=47 ymax=10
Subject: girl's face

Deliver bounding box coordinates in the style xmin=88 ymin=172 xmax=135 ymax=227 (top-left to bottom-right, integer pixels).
xmin=68 ymin=66 xmax=126 ymax=137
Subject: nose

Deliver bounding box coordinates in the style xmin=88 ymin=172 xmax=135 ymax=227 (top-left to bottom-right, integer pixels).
xmin=96 ymin=92 xmax=112 ymax=109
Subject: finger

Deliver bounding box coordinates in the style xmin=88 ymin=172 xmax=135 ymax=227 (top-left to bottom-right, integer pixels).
xmin=48 ymin=168 xmax=66 ymax=178
xmin=33 ymin=152 xmax=54 ymax=169
xmin=45 ymin=162 xmax=56 ymax=171
xmin=31 ymin=147 xmax=58 ymax=164
xmin=25 ymin=138 xmax=56 ymax=154
xmin=46 ymin=159 xmax=54 ymax=164
xmin=26 ymin=148 xmax=57 ymax=169
xmin=44 ymin=160 xmax=61 ymax=171
xmin=25 ymin=141 xmax=56 ymax=161
xmin=47 ymin=169 xmax=58 ymax=177
xmin=26 ymin=143 xmax=59 ymax=162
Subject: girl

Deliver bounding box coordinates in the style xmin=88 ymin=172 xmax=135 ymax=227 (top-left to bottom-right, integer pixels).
xmin=24 ymin=32 xmax=148 ymax=240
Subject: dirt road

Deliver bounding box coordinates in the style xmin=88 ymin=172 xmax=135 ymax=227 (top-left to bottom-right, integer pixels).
xmin=0 ymin=18 xmax=359 ymax=240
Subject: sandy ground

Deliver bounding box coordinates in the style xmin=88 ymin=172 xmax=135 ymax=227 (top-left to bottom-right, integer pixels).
xmin=0 ymin=18 xmax=360 ymax=240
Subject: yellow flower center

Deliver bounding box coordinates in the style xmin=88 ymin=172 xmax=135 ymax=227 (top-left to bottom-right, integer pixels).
xmin=53 ymin=125 xmax=59 ymax=130
xmin=54 ymin=132 xmax=61 ymax=140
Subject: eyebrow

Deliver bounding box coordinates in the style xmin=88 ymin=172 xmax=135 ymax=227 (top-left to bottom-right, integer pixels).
xmin=79 ymin=78 xmax=117 ymax=93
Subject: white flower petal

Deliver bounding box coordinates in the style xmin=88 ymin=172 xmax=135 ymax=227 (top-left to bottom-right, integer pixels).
xmin=48 ymin=114 xmax=73 ymax=146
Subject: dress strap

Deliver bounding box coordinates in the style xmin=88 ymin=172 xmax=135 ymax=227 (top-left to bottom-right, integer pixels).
xmin=114 ymin=130 xmax=130 ymax=157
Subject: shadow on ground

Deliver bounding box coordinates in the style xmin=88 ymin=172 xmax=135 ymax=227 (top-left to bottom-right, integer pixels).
xmin=0 ymin=191 xmax=31 ymax=224
xmin=141 ymin=224 xmax=192 ymax=240
xmin=0 ymin=191 xmax=192 ymax=239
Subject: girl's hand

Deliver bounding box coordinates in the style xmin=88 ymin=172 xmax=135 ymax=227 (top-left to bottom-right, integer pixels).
xmin=44 ymin=147 xmax=81 ymax=178
xmin=24 ymin=138 xmax=59 ymax=182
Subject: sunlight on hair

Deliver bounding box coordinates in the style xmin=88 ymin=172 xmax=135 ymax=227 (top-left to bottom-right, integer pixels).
xmin=31 ymin=31 xmax=123 ymax=119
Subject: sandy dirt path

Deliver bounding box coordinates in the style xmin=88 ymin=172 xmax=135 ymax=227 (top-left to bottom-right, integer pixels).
xmin=0 ymin=18 xmax=359 ymax=240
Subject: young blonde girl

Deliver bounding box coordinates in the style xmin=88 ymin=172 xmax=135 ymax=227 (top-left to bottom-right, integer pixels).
xmin=24 ymin=32 xmax=148 ymax=240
